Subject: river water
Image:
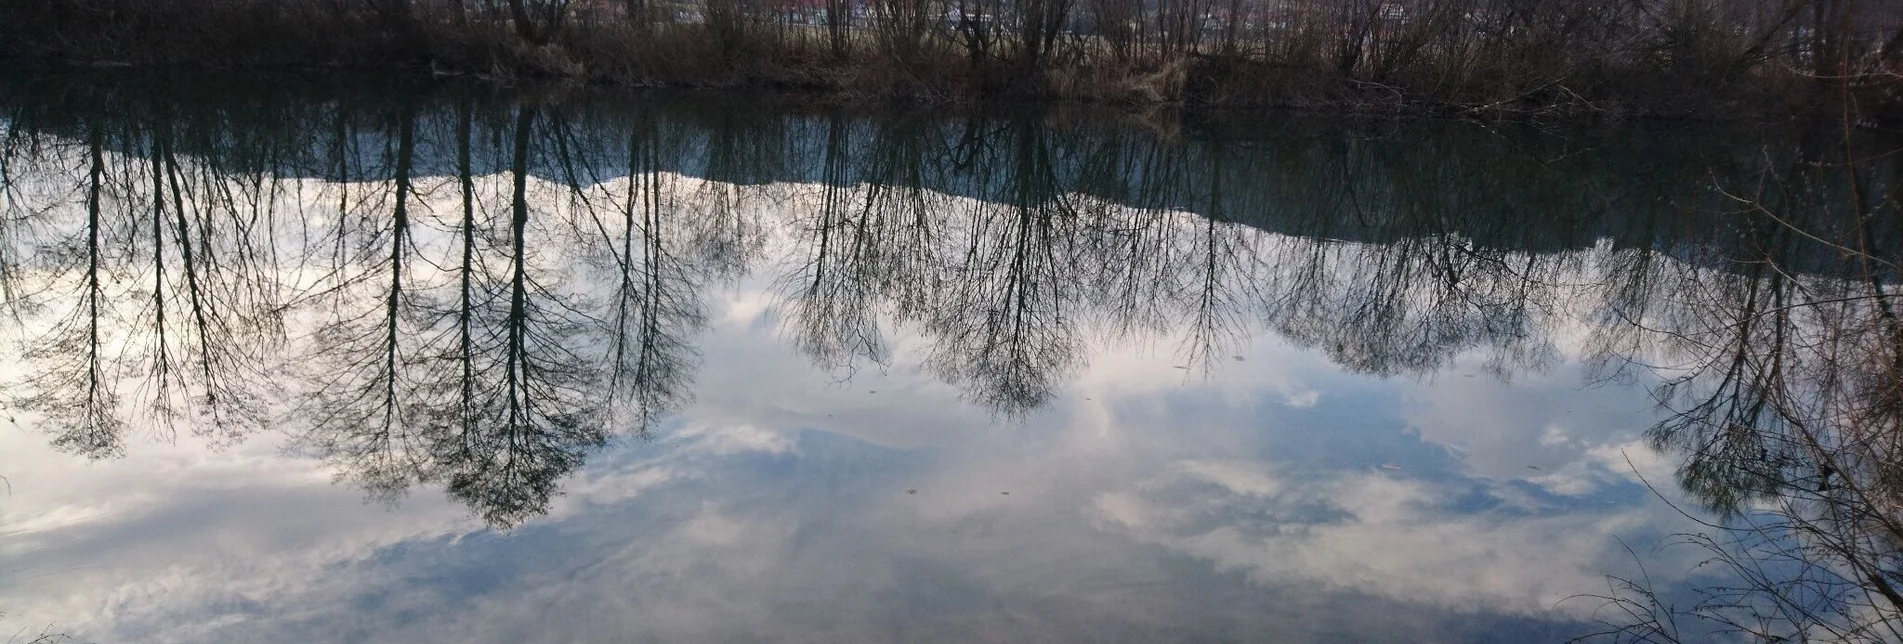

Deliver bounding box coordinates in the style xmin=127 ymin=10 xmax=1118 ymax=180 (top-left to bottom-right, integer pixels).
xmin=0 ymin=74 xmax=1896 ymax=643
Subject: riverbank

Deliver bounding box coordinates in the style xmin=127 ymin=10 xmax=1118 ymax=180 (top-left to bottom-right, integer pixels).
xmin=4 ymin=0 xmax=1901 ymax=123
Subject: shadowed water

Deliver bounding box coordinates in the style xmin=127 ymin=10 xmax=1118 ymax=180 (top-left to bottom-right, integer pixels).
xmin=0 ymin=74 xmax=1898 ymax=643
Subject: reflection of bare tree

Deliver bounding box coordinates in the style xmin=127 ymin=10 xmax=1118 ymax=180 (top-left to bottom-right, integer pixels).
xmin=1256 ymin=132 xmax=1571 ymax=379
xmin=1068 ymin=126 xmax=1187 ymax=349
xmin=136 ymin=118 xmax=278 ymax=442
xmin=0 ymin=106 xmax=39 ymax=308
xmin=1578 ymin=152 xmax=1903 ymax=642
xmin=853 ymin=116 xmax=948 ymax=325
xmin=9 ymin=110 xmax=282 ymax=456
xmin=292 ymin=102 xmax=640 ymax=527
xmin=428 ymin=105 xmax=607 ymax=527
xmin=596 ymin=116 xmax=702 ymax=435
xmin=754 ymin=112 xmax=1603 ymax=410
xmin=0 ymin=92 xmax=1624 ymax=490
xmin=924 ymin=117 xmax=1081 ymax=414
xmin=1170 ymin=147 xmax=1264 ymax=371
xmin=12 ymin=125 xmax=124 ymax=457
xmin=688 ymin=110 xmax=768 ymax=283
xmin=294 ymin=103 xmax=432 ymax=500
xmin=779 ymin=116 xmax=894 ymax=374
xmin=1269 ymin=234 xmax=1561 ymax=378
xmin=8 ymin=82 xmax=1893 ymax=542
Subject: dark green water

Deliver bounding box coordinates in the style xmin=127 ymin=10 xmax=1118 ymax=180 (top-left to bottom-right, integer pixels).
xmin=0 ymin=74 xmax=1896 ymax=643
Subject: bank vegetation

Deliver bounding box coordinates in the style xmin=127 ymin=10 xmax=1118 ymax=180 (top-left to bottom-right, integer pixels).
xmin=2 ymin=1 xmax=1901 ymax=125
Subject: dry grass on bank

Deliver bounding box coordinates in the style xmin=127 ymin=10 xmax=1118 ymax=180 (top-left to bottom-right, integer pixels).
xmin=3 ymin=0 xmax=1900 ymax=120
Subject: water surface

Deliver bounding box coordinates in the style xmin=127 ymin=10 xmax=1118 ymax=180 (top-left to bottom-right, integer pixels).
xmin=0 ymin=75 xmax=1895 ymax=643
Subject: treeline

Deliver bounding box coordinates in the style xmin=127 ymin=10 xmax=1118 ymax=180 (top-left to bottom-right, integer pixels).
xmin=3 ymin=0 xmax=1903 ymax=118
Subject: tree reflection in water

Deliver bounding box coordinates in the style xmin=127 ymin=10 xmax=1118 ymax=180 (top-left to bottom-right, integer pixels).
xmin=0 ymin=81 xmax=1897 ymax=642
xmin=1569 ymin=136 xmax=1903 ymax=642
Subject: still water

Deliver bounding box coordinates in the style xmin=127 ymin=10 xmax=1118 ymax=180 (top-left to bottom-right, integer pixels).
xmin=0 ymin=75 xmax=1897 ymax=643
